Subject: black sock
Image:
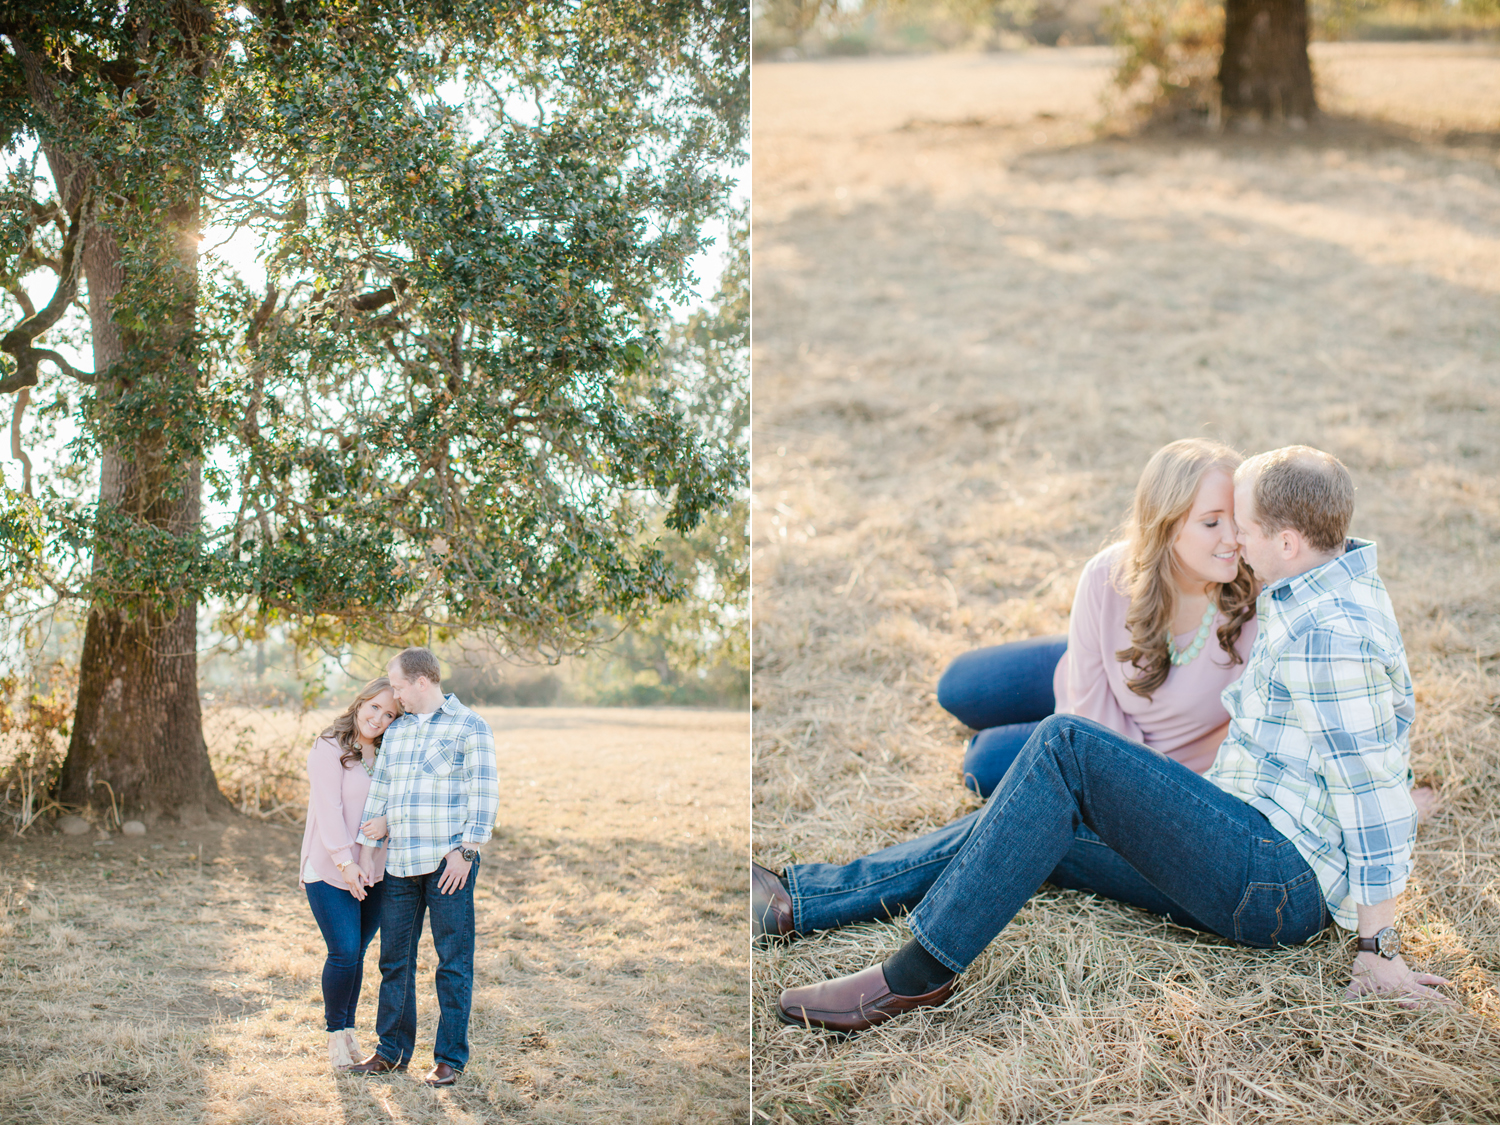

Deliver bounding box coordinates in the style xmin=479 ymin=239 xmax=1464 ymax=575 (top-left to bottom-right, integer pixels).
xmin=881 ymin=936 xmax=955 ymax=996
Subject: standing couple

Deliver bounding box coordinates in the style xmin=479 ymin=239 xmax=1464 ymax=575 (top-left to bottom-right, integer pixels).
xmin=755 ymin=441 xmax=1454 ymax=1031
xmin=298 ymin=646 xmax=499 ymax=1085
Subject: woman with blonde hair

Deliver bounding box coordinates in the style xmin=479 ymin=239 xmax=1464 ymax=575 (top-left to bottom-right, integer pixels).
xmin=300 ymin=677 xmax=400 ymax=1069
xmin=754 ymin=438 xmax=1259 ymax=941
xmin=938 ymin=437 xmax=1256 ymax=797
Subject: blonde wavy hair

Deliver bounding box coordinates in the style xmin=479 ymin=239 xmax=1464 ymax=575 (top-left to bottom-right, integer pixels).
xmin=1113 ymin=439 xmax=1258 ymax=699
xmin=321 ymin=677 xmax=402 ymax=769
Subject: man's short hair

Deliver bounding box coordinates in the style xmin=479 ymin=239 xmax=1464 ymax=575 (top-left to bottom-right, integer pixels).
xmin=391 ymin=646 xmax=442 ymax=685
xmin=1236 ymin=446 xmax=1354 ymax=553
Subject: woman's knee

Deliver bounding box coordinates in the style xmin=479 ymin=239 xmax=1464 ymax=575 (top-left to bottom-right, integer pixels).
xmin=962 ymin=726 xmax=1033 ymax=797
xmin=936 ymin=652 xmax=988 ymax=721
xmin=324 ymin=939 xmax=362 ymax=970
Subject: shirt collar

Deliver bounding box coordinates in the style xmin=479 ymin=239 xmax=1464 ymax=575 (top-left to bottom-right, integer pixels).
xmin=396 ymin=693 xmax=458 ymax=726
xmin=1263 ymin=537 xmax=1377 ymax=605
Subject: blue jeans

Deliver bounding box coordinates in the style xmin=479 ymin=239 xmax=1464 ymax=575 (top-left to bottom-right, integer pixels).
xmin=937 ymin=635 xmax=1067 ymax=797
xmin=787 ymin=715 xmax=1329 ymax=966
xmin=305 ymin=878 xmax=384 ymax=1033
xmin=372 ymin=855 xmax=478 ymax=1070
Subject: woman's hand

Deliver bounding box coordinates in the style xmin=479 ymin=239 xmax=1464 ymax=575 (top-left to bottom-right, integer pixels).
xmin=360 ymin=815 xmax=388 ymax=841
xmin=1346 ymin=952 xmax=1456 ymax=1009
xmin=341 ymin=862 xmax=369 ymax=901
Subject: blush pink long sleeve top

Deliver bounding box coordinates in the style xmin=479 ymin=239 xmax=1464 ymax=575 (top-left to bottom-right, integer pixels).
xmin=298 ymin=734 xmax=387 ymax=888
xmin=1052 ymin=543 xmax=1258 ymax=775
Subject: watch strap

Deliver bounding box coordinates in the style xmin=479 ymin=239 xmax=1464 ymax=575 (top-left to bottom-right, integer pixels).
xmin=1355 ymin=927 xmax=1401 ymax=959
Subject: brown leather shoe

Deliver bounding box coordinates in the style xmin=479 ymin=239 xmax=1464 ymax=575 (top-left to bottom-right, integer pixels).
xmin=345 ymin=1053 xmax=408 ymax=1075
xmin=423 ymin=1062 xmax=459 ymax=1087
xmin=752 ymin=863 xmax=796 ymax=943
xmin=777 ymin=964 xmax=957 ymax=1032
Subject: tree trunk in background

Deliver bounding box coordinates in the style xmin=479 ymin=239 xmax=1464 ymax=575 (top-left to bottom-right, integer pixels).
xmin=54 ymin=217 xmax=226 ymax=820
xmin=58 ymin=585 xmax=224 ymax=820
xmin=42 ymin=157 xmax=226 ymax=820
xmin=1219 ymin=0 xmax=1317 ymax=122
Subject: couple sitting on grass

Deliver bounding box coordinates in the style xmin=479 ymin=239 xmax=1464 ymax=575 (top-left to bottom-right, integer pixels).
xmin=754 ymin=440 xmax=1453 ymax=1032
xmin=298 ymin=647 xmax=498 ymax=1084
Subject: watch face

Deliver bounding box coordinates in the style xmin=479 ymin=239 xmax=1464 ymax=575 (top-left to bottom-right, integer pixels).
xmin=1376 ymin=928 xmax=1400 ymax=959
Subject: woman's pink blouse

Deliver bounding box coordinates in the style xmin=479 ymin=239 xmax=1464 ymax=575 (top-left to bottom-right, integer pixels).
xmin=299 ymin=735 xmax=387 ymax=887
xmin=1052 ymin=544 xmax=1257 ymax=775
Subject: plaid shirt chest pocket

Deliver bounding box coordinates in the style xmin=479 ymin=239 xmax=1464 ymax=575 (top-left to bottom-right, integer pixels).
xmin=421 ymin=737 xmax=463 ymax=777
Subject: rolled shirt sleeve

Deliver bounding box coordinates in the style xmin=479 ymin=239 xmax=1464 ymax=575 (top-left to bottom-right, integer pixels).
xmin=460 ymin=722 xmax=500 ymax=847
xmin=357 ymin=749 xmax=393 ymax=848
xmin=1286 ymin=631 xmax=1417 ymax=905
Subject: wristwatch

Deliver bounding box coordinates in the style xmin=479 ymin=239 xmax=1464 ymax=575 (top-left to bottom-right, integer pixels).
xmin=459 ymin=846 xmax=479 ymax=863
xmin=1355 ymin=927 xmax=1401 ymax=959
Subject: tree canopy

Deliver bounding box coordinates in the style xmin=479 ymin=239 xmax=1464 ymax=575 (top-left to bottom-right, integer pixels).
xmin=0 ymin=0 xmax=748 ymax=654
xmin=0 ymin=0 xmax=748 ymax=815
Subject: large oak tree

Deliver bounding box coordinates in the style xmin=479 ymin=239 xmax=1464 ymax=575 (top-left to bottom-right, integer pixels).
xmin=0 ymin=0 xmax=748 ymax=820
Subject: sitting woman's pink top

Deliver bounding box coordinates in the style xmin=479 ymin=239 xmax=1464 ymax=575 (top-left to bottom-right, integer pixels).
xmin=299 ymin=735 xmax=387 ymax=888
xmin=1053 ymin=543 xmax=1257 ymax=775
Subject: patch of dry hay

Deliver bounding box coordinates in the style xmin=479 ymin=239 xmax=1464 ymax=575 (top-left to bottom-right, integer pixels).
xmin=752 ymin=46 xmax=1500 ymax=1123
xmin=0 ymin=707 xmax=749 ymax=1124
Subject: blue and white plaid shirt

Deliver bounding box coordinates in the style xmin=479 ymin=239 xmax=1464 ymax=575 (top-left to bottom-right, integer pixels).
xmin=1209 ymin=539 xmax=1417 ymax=931
xmin=357 ymin=693 xmax=500 ymax=878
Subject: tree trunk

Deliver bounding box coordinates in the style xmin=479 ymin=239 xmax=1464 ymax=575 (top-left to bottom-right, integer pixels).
xmin=58 ymin=581 xmax=225 ymax=820
xmin=40 ymin=140 xmax=227 ymax=822
xmin=55 ymin=219 xmax=225 ymax=819
xmin=1218 ymin=0 xmax=1317 ymax=122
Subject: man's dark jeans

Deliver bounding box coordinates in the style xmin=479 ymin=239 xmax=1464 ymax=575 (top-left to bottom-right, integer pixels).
xmin=372 ymin=854 xmax=477 ymax=1070
xmin=787 ymin=714 xmax=1329 ymax=970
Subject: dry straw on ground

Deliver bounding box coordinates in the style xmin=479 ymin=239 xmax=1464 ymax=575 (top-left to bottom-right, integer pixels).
xmin=0 ymin=706 xmax=748 ymax=1124
xmin=751 ymin=45 xmax=1500 ymax=1123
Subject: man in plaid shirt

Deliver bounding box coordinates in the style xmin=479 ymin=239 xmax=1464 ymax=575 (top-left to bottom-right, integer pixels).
xmin=771 ymin=446 xmax=1455 ymax=1033
xmin=345 ymin=647 xmax=499 ymax=1085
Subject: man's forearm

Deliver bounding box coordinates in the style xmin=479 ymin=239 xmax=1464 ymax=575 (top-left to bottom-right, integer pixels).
xmin=1355 ymin=897 xmax=1398 ymax=937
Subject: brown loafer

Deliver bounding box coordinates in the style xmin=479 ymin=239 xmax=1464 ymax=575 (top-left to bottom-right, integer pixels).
xmin=423 ymin=1062 xmax=459 ymax=1087
xmin=345 ymin=1053 xmax=408 ymax=1075
xmin=777 ymin=964 xmax=957 ymax=1032
xmin=752 ymin=863 xmax=797 ymax=943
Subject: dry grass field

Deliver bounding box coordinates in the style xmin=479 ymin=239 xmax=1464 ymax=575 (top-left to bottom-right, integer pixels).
xmin=751 ymin=44 xmax=1500 ymax=1123
xmin=0 ymin=706 xmax=749 ymax=1124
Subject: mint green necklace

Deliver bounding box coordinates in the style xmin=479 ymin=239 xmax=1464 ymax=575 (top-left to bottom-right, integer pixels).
xmin=1167 ymin=601 xmax=1217 ymax=666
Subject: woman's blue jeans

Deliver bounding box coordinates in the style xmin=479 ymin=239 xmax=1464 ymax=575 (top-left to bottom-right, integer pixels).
xmin=786 ymin=715 xmax=1329 ymax=967
xmin=937 ymin=635 xmax=1068 ymax=797
xmin=305 ymin=878 xmax=384 ymax=1033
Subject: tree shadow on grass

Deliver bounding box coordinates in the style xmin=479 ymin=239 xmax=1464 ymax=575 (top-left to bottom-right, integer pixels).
xmin=0 ymin=811 xmax=748 ymax=1124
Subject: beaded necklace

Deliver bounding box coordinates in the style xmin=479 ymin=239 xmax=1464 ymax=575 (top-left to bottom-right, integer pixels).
xmin=1166 ymin=601 xmax=1217 ymax=666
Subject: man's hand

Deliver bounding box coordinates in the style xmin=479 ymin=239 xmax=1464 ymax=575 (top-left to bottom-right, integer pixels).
xmin=1346 ymin=952 xmax=1456 ymax=1009
xmin=437 ymin=849 xmax=472 ymax=894
xmin=360 ymin=816 xmax=388 ymax=841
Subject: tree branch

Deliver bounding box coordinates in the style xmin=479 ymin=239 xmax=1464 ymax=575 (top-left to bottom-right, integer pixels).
xmin=9 ymin=385 xmax=31 ymax=497
xmin=0 ymin=197 xmax=97 ymax=392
